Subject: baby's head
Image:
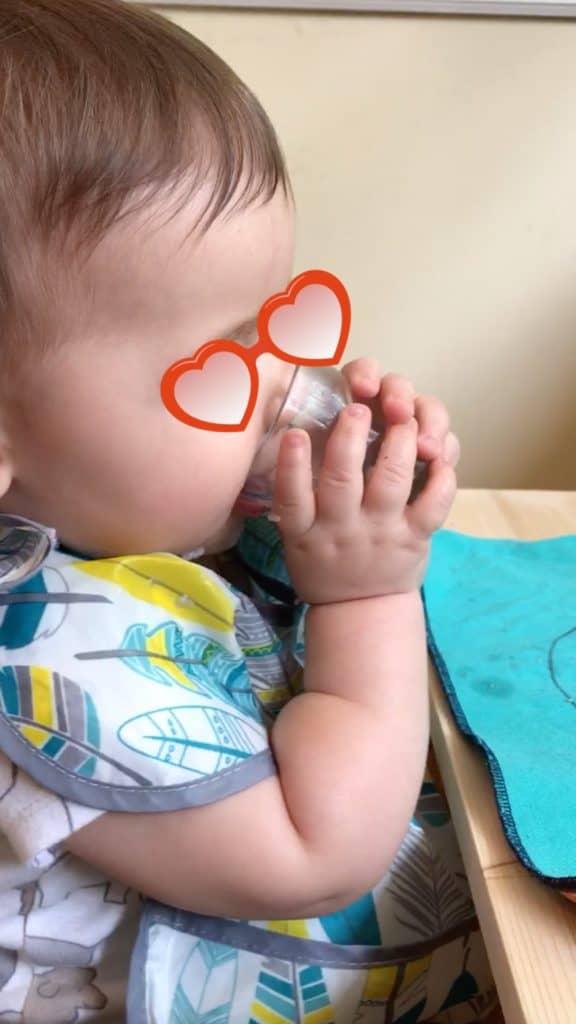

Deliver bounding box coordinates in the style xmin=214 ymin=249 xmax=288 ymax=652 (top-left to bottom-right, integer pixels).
xmin=0 ymin=0 xmax=295 ymax=558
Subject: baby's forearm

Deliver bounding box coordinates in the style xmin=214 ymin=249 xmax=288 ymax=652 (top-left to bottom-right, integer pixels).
xmin=272 ymin=591 xmax=429 ymax=899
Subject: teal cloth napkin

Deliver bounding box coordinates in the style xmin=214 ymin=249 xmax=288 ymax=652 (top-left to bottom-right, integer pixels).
xmin=424 ymin=529 xmax=576 ymax=889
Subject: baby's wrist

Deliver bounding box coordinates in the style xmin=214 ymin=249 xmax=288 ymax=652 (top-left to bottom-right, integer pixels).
xmin=297 ymin=573 xmax=427 ymax=607
xmin=305 ymin=588 xmax=423 ymax=613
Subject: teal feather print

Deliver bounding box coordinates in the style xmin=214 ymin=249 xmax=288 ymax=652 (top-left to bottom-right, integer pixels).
xmin=184 ymin=633 xmax=260 ymax=720
xmin=0 ymin=574 xmax=48 ymax=650
xmin=116 ymin=622 xmax=261 ymax=721
xmin=249 ymin=958 xmax=335 ymax=1024
xmin=0 ymin=665 xmax=150 ymax=784
xmin=416 ymin=780 xmax=450 ymax=829
xmin=118 ymin=703 xmax=266 ymax=776
xmin=118 ymin=622 xmax=210 ymax=691
xmin=297 ymin=964 xmax=335 ymax=1023
xmin=250 ymin=958 xmax=298 ymax=1023
xmin=320 ymin=891 xmax=381 ymax=946
xmin=170 ymin=940 xmax=238 ymax=1024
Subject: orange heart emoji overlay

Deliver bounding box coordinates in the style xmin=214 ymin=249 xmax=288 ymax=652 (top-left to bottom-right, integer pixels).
xmin=258 ymin=269 xmax=350 ymax=366
xmin=161 ymin=269 xmax=351 ymax=431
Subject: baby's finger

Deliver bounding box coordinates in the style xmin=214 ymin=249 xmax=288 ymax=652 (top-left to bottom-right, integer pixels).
xmin=341 ymin=359 xmax=381 ymax=399
xmin=380 ymin=373 xmax=416 ymax=424
xmin=443 ymin=431 xmax=461 ymax=468
xmin=270 ymin=429 xmax=315 ymax=537
xmin=415 ymin=395 xmax=450 ymax=461
xmin=364 ymin=418 xmax=418 ymax=515
xmin=316 ymin=404 xmax=371 ymax=524
xmin=407 ymin=457 xmax=457 ymax=536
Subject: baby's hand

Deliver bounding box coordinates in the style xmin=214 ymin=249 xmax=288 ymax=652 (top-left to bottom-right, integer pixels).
xmin=271 ymin=400 xmax=457 ymax=606
xmin=341 ymin=358 xmax=460 ymax=468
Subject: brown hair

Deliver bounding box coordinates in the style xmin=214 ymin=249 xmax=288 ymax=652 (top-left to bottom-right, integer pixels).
xmin=0 ymin=0 xmax=289 ymax=378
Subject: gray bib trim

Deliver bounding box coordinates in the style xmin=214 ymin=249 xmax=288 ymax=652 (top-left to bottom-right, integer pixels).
xmin=0 ymin=711 xmax=276 ymax=811
xmin=127 ymin=900 xmax=479 ymax=1022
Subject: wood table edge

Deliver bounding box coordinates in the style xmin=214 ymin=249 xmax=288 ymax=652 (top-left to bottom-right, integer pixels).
xmin=428 ymin=489 xmax=576 ymax=1023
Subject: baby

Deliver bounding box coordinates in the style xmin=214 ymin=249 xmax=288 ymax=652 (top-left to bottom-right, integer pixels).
xmin=0 ymin=1 xmax=502 ymax=1022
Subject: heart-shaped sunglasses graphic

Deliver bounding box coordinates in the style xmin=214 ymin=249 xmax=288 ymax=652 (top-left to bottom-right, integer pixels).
xmin=160 ymin=269 xmax=351 ymax=432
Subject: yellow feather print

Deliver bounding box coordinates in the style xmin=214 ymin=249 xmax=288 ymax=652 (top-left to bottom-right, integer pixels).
xmin=75 ymin=554 xmax=234 ymax=632
xmin=21 ymin=666 xmax=55 ymax=748
xmin=140 ymin=625 xmax=196 ymax=690
xmin=399 ymin=954 xmax=432 ymax=994
xmin=362 ymin=966 xmax=397 ymax=1002
xmin=267 ymin=919 xmax=309 ymax=938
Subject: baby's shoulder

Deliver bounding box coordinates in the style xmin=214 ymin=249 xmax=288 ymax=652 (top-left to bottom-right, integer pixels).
xmin=0 ymin=545 xmax=293 ymax=813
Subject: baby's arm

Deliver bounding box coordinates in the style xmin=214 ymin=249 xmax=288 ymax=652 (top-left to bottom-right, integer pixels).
xmin=269 ymin=588 xmax=430 ymax=902
xmin=68 ymin=406 xmax=456 ymax=919
xmin=68 ymin=590 xmax=428 ymax=918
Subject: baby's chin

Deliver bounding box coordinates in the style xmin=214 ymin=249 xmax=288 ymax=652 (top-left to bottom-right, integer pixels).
xmin=200 ymin=514 xmax=245 ymax=556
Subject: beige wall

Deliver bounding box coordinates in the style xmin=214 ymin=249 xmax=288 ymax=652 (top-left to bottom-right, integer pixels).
xmin=158 ymin=7 xmax=576 ymax=488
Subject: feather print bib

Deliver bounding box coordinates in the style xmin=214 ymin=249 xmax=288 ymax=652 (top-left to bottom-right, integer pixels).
xmin=0 ymin=518 xmax=489 ymax=1024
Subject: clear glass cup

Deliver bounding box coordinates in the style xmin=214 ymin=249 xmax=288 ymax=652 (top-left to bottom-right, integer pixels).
xmin=235 ymin=366 xmax=428 ymax=518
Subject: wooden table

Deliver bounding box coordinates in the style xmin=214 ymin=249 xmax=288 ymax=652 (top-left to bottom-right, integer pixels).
xmin=429 ymin=490 xmax=576 ymax=1024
